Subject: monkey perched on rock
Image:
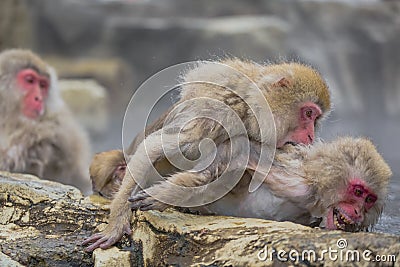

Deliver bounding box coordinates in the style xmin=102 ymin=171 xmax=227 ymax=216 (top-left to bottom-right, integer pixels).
xmin=83 ymin=58 xmax=331 ymax=251
xmin=0 ymin=49 xmax=91 ymax=194
xmin=130 ymin=137 xmax=392 ymax=232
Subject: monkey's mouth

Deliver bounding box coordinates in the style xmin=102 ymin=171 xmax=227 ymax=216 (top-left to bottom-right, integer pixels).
xmin=284 ymin=141 xmax=298 ymax=146
xmin=332 ymin=208 xmax=360 ymax=232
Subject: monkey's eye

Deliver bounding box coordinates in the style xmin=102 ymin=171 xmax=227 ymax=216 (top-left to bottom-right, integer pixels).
xmin=354 ymin=187 xmax=364 ymax=197
xmin=24 ymin=75 xmax=35 ymax=84
xmin=365 ymin=195 xmax=377 ymax=204
xmin=39 ymin=80 xmax=49 ymax=91
xmin=305 ymin=109 xmax=313 ymax=118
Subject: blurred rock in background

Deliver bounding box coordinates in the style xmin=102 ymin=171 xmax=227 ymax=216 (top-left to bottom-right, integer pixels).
xmin=1 ymin=0 xmax=399 ymax=234
xmin=0 ymin=0 xmax=32 ymax=50
xmin=59 ymin=79 xmax=109 ymax=135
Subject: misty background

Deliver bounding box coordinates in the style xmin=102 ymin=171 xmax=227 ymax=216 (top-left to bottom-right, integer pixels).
xmin=1 ymin=0 xmax=399 ymax=235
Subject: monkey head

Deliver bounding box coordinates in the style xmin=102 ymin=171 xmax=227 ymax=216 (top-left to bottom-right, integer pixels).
xmin=305 ymin=137 xmax=392 ymax=231
xmin=0 ymin=49 xmax=51 ymax=120
xmin=89 ymin=150 xmax=126 ymax=199
xmin=180 ymin=59 xmax=331 ymax=148
xmin=262 ymin=63 xmax=331 ymax=148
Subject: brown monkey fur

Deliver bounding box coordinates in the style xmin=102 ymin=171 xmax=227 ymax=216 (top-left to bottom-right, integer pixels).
xmin=83 ymin=58 xmax=331 ymax=251
xmin=130 ymin=137 xmax=391 ymax=232
xmin=0 ymin=49 xmax=91 ymax=194
xmin=90 ymin=150 xmax=126 ymax=199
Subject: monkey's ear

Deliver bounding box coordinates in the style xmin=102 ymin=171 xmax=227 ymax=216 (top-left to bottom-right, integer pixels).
xmin=272 ymin=77 xmax=291 ymax=88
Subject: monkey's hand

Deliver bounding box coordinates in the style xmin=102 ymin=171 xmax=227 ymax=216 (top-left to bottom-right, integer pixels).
xmin=129 ymin=190 xmax=170 ymax=211
xmin=2 ymin=145 xmax=25 ymax=171
xmin=82 ymin=219 xmax=132 ymax=252
xmin=83 ymin=154 xmax=136 ymax=252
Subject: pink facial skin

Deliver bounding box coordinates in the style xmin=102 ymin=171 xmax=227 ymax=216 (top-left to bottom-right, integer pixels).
xmin=277 ymin=102 xmax=322 ymax=148
xmin=325 ymin=178 xmax=378 ymax=231
xmin=16 ymin=69 xmax=49 ymax=119
xmin=114 ymin=164 xmax=126 ymax=182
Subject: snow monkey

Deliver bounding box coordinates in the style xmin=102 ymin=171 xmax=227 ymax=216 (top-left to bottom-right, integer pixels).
xmin=90 ymin=150 xmax=126 ymax=199
xmin=83 ymin=58 xmax=331 ymax=251
xmin=0 ymin=49 xmax=91 ymax=194
xmin=130 ymin=137 xmax=392 ymax=232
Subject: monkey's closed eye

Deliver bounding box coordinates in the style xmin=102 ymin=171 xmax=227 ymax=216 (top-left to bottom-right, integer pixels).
xmin=25 ymin=75 xmax=35 ymax=84
xmin=40 ymin=81 xmax=48 ymax=89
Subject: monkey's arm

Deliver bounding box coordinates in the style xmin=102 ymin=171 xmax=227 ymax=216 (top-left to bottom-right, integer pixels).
xmin=7 ymin=130 xmax=57 ymax=178
xmin=82 ymin=170 xmax=135 ymax=252
xmin=83 ymin=127 xmax=173 ymax=251
xmin=129 ymin=136 xmax=254 ymax=211
xmin=25 ymin=140 xmax=55 ymax=177
xmin=128 ymin=166 xmax=310 ymax=212
xmin=0 ymin=146 xmax=25 ymax=173
xmin=129 ymin=145 xmax=310 ymax=213
xmin=129 ymin=170 xmax=214 ymax=211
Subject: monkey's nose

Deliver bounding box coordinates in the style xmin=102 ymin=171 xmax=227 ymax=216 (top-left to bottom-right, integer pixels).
xmin=353 ymin=208 xmax=364 ymax=222
xmin=34 ymin=93 xmax=43 ymax=102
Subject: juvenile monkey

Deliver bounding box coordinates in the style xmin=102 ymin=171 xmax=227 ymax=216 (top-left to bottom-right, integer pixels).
xmin=0 ymin=49 xmax=91 ymax=194
xmin=130 ymin=137 xmax=392 ymax=232
xmin=90 ymin=150 xmax=126 ymax=199
xmin=83 ymin=59 xmax=331 ymax=251
xmin=89 ymin=110 xmax=174 ymax=199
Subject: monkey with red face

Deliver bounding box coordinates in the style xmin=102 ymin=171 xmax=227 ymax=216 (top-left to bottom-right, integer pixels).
xmin=130 ymin=137 xmax=391 ymax=232
xmin=0 ymin=49 xmax=91 ymax=194
xmin=83 ymin=58 xmax=331 ymax=251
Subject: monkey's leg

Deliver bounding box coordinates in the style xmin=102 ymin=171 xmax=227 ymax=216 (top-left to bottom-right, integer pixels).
xmin=83 ymin=129 xmax=191 ymax=251
xmin=129 ymin=170 xmax=213 ymax=211
xmin=129 ymin=135 xmax=251 ymax=211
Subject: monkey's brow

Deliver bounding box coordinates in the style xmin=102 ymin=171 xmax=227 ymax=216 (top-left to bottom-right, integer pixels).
xmin=3 ymin=64 xmax=46 ymax=77
xmin=26 ymin=64 xmax=50 ymax=77
xmin=315 ymin=100 xmax=326 ymax=112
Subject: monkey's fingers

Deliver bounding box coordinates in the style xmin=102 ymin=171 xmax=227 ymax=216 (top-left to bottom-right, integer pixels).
xmin=81 ymin=233 xmax=103 ymax=246
xmin=137 ymin=202 xmax=158 ymax=211
xmin=130 ymin=197 xmax=169 ymax=211
xmin=130 ymin=200 xmax=149 ymax=211
xmin=128 ymin=191 xmax=149 ymax=202
xmin=83 ymin=223 xmax=132 ymax=252
xmin=84 ymin=235 xmax=109 ymax=252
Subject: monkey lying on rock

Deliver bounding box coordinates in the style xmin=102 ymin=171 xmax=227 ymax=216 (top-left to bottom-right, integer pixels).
xmin=87 ymin=136 xmax=391 ymax=245
xmin=83 ymin=58 xmax=390 ymax=251
xmin=130 ymin=136 xmax=391 ymax=233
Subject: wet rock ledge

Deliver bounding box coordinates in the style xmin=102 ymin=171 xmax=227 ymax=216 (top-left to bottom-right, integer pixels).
xmin=0 ymin=172 xmax=398 ymax=267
